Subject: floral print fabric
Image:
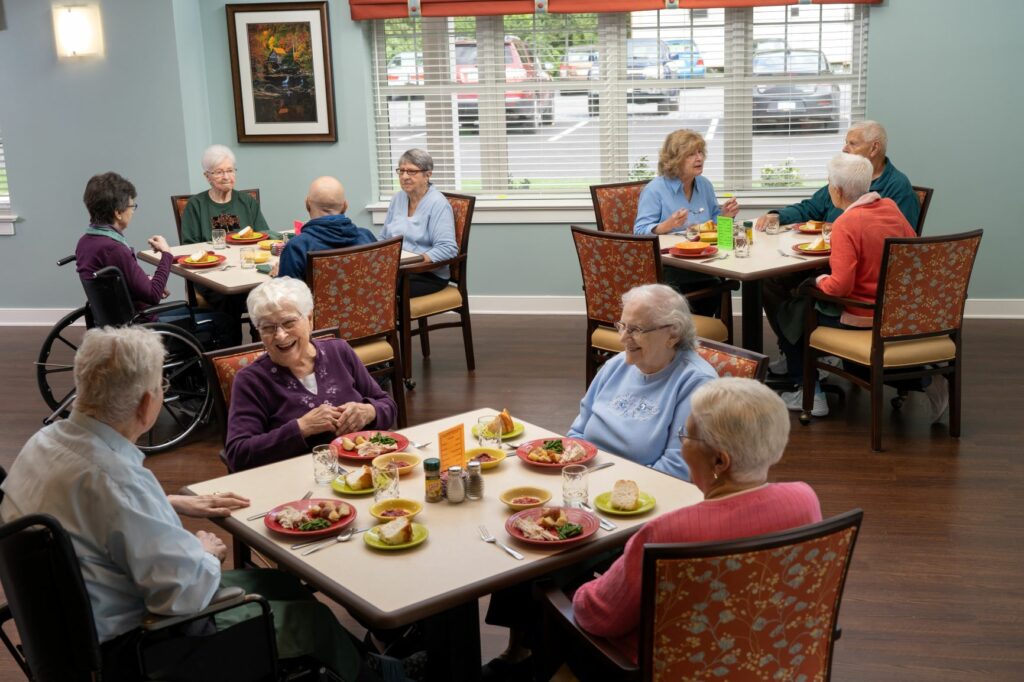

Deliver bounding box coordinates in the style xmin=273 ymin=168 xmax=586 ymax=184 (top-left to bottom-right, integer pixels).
xmin=573 ymin=231 xmax=660 ymax=324
xmin=594 ymin=182 xmax=648 ymax=234
xmin=309 ymin=241 xmax=402 ymax=340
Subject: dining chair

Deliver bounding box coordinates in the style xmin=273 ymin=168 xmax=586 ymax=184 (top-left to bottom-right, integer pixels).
xmin=696 ymin=338 xmax=769 ymax=381
xmin=170 ymin=188 xmax=261 ymax=307
xmin=798 ymin=229 xmax=983 ymax=451
xmin=571 ymin=225 xmax=732 ymax=386
xmin=306 ymin=236 xmax=407 ymax=428
xmin=539 ymin=509 xmax=864 ymax=682
xmin=590 ymin=180 xmax=650 ymax=234
xmin=398 ymin=191 xmax=476 ymax=389
xmin=911 ymin=185 xmax=934 ymax=236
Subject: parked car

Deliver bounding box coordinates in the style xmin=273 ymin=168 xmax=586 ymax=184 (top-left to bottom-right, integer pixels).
xmin=385 ymin=51 xmax=424 ymax=100
xmin=454 ymin=37 xmax=554 ymax=128
xmin=664 ymin=38 xmax=706 ymax=79
xmin=752 ymin=49 xmax=840 ymax=133
xmin=558 ymin=45 xmax=597 ymax=81
xmin=587 ymin=39 xmax=680 ymax=116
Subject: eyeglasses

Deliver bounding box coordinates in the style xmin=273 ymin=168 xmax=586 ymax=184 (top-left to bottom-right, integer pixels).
xmin=677 ymin=428 xmax=712 ymax=449
xmin=159 ymin=377 xmax=171 ymax=394
xmin=395 ymin=168 xmax=426 ymax=176
xmin=613 ymin=322 xmax=671 ymax=338
xmin=207 ymin=168 xmax=237 ymax=178
xmin=257 ymin=317 xmax=302 ymax=337
xmin=124 ymin=202 xmax=139 ymax=211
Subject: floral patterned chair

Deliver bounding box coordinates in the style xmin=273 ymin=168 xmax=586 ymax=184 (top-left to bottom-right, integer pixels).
xmin=399 ymin=192 xmax=476 ymax=389
xmin=798 ymin=229 xmax=983 ymax=451
xmin=696 ymin=338 xmax=768 ymax=381
xmin=571 ymin=226 xmax=731 ymax=386
xmin=540 ymin=509 xmax=864 ymax=682
xmin=305 ymin=236 xmax=407 ymax=428
xmin=590 ymin=180 xmax=650 ymax=234
xmin=911 ymin=185 xmax=934 ymax=236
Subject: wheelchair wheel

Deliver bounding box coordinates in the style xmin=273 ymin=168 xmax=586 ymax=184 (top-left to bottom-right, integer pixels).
xmin=36 ymin=305 xmax=91 ymax=419
xmin=136 ymin=323 xmax=213 ymax=454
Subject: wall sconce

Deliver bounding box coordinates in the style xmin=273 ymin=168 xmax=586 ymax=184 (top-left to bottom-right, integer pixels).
xmin=52 ymin=5 xmax=104 ymax=58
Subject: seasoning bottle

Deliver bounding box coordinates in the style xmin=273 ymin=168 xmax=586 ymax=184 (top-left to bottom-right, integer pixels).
xmin=743 ymin=219 xmax=754 ymax=245
xmin=446 ymin=466 xmax=466 ymax=503
xmin=466 ymin=460 xmax=484 ymax=500
xmin=424 ymin=458 xmax=442 ymax=503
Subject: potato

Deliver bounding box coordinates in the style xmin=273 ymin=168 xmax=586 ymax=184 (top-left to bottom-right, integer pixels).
xmin=341 ymin=437 xmax=356 ymax=450
xmin=355 ymin=436 xmax=368 ymax=446
xmin=328 ymin=510 xmax=341 ymax=522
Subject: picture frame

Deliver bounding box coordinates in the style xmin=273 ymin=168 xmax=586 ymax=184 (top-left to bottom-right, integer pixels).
xmin=226 ymin=2 xmax=336 ymax=143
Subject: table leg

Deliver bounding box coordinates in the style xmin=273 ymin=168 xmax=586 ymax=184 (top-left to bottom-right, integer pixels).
xmin=425 ymin=599 xmax=482 ymax=681
xmin=741 ymin=281 xmax=765 ymax=353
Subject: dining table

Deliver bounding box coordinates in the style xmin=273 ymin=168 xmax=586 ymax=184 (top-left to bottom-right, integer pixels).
xmin=660 ymin=226 xmax=831 ymax=353
xmin=183 ymin=408 xmax=703 ymax=681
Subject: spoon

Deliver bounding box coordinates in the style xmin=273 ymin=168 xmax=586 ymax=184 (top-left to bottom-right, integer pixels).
xmin=301 ymin=528 xmax=368 ymax=555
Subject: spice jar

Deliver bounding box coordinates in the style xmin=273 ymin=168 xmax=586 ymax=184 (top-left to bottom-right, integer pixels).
xmin=424 ymin=458 xmax=442 ymax=503
xmin=446 ymin=466 xmax=466 ymax=503
xmin=466 ymin=460 xmax=484 ymax=500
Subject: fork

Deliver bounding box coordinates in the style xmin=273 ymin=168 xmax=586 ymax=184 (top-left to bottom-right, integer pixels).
xmin=478 ymin=525 xmax=524 ymax=560
xmin=407 ymin=440 xmax=432 ymax=449
xmin=777 ymin=248 xmax=808 ymax=261
xmin=247 ymin=490 xmax=313 ymax=521
xmin=698 ymin=253 xmax=729 ymax=264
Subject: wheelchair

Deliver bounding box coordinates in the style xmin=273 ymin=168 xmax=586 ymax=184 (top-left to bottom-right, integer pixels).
xmin=35 ymin=256 xmax=216 ymax=454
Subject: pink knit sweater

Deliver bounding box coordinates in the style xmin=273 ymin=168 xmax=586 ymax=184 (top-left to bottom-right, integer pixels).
xmin=571 ymin=481 xmax=822 ymax=663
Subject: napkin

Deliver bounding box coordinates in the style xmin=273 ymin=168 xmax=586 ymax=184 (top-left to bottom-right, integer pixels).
xmin=256 ymin=263 xmax=273 ymax=274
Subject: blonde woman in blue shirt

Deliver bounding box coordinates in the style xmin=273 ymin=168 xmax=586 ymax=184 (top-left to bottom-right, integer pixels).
xmin=381 ymin=148 xmax=458 ymax=296
xmin=568 ymin=283 xmax=717 ymax=481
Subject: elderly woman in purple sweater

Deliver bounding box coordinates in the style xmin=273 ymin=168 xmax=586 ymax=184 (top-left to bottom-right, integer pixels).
xmin=225 ymin=277 xmax=397 ymax=471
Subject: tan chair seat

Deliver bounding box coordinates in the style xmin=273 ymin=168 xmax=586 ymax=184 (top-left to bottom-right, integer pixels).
xmin=351 ymin=339 xmax=395 ymax=367
xmin=591 ymin=326 xmax=624 ymax=353
xmin=409 ymin=286 xmax=462 ymax=319
xmin=694 ymin=315 xmax=728 ymax=343
xmin=809 ymin=327 xmax=957 ymax=367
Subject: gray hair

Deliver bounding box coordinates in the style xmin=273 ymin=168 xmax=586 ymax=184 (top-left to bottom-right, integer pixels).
xmin=201 ymin=144 xmax=237 ymax=173
xmin=74 ymin=327 xmax=165 ymax=426
xmin=689 ymin=378 xmax=791 ymax=484
xmin=247 ymin=277 xmax=314 ymax=328
xmin=828 ymin=152 xmax=873 ymax=202
xmin=849 ymin=120 xmax=887 ymax=155
xmin=399 ymin=148 xmax=434 ymax=172
xmin=621 ymin=284 xmax=697 ymax=351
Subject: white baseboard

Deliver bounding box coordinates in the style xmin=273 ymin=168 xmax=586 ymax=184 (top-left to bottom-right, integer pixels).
xmin=3 ymin=297 xmax=1023 ymax=325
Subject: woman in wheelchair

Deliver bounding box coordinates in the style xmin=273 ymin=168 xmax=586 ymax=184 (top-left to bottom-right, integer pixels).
xmin=74 ymin=171 xmax=238 ymax=347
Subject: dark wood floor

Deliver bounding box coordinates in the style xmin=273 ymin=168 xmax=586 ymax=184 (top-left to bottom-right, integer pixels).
xmin=1 ymin=316 xmax=1022 ymax=681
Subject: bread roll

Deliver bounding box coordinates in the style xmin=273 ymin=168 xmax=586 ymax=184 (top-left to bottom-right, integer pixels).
xmin=345 ymin=465 xmax=373 ymax=490
xmin=611 ymin=480 xmax=640 ymax=511
xmin=378 ymin=516 xmax=413 ymax=545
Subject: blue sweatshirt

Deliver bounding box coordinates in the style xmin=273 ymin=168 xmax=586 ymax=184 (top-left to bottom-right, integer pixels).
xmin=276 ymin=214 xmax=377 ymax=281
xmin=567 ymin=348 xmax=717 ymax=481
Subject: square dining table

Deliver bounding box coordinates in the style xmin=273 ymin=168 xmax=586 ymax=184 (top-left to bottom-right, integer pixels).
xmin=660 ymin=227 xmax=831 ymax=352
xmin=183 ymin=408 xmax=703 ymax=681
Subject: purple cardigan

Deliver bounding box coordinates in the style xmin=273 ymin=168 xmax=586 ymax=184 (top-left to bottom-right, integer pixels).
xmin=225 ymin=338 xmax=398 ymax=471
xmin=75 ymin=234 xmax=172 ymax=313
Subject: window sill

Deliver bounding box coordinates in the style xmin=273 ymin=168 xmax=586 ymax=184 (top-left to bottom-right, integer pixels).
xmin=0 ymin=214 xmax=17 ymax=236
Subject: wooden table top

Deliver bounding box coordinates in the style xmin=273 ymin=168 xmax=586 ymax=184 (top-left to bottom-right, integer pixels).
xmin=660 ymin=227 xmax=829 ymax=281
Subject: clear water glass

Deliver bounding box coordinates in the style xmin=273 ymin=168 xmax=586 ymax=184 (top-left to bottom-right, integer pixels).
xmin=477 ymin=416 xmax=502 ymax=449
xmin=312 ymin=445 xmax=335 ymax=484
xmin=373 ymin=461 xmax=400 ymax=502
xmin=822 ymin=222 xmax=834 ymax=245
xmin=734 ymin=228 xmax=750 ymax=258
xmin=211 ymin=228 xmax=226 ymax=250
xmin=239 ymin=246 xmax=256 ymax=269
xmin=562 ymin=464 xmax=588 ymax=508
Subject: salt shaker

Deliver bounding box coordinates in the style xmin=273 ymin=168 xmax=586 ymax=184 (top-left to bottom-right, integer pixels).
xmin=446 ymin=466 xmax=466 ymax=503
xmin=466 ymin=460 xmax=484 ymax=500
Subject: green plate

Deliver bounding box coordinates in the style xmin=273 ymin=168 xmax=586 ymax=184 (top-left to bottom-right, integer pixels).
xmin=594 ymin=491 xmax=656 ymax=516
xmin=470 ymin=421 xmax=525 ymax=440
xmin=331 ymin=476 xmax=374 ymax=496
xmin=364 ymin=522 xmax=428 ymax=550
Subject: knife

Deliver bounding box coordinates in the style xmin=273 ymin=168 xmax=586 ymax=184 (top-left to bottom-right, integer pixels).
xmin=586 ymin=461 xmax=615 ymax=474
xmin=581 ymin=502 xmax=617 ymax=531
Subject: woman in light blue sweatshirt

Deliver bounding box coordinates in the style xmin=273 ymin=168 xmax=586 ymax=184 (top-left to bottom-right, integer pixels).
xmin=568 ymin=284 xmax=717 ymax=481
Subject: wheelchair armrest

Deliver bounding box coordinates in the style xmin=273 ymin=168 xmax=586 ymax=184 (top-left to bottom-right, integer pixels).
xmin=141 ymin=586 xmax=247 ymax=632
xmin=537 ymin=581 xmax=639 ymax=674
xmin=134 ymin=300 xmax=195 ymax=323
xmin=797 ymin=282 xmax=876 ymax=311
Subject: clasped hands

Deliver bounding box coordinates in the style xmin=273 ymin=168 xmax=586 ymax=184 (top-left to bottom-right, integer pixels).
xmin=298 ymin=402 xmax=376 ymax=439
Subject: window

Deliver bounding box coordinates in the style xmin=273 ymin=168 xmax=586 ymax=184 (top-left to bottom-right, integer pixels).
xmin=370 ymin=4 xmax=868 ymax=201
xmin=0 ymin=129 xmax=9 ymax=211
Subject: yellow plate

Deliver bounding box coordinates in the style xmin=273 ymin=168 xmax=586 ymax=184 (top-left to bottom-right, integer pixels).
xmin=258 ymin=239 xmax=283 ymax=251
xmin=465 ymin=447 xmax=506 ymax=470
xmin=499 ymin=486 xmax=552 ymax=511
xmin=369 ymin=498 xmax=423 ymax=521
xmin=330 ymin=476 xmax=374 ymax=496
xmin=371 ymin=452 xmax=421 ymax=476
xmin=364 ymin=522 xmax=428 ymax=550
xmin=593 ymin=490 xmax=657 ymax=516
xmin=253 ymin=251 xmax=271 ymax=264
xmin=471 ymin=421 xmax=525 ymax=440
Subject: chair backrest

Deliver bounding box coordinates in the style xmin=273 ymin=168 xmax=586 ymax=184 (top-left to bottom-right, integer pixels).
xmin=171 ymin=189 xmax=261 ymax=243
xmin=911 ymin=185 xmax=933 ymax=236
xmin=639 ymin=509 xmax=864 ymax=682
xmin=0 ymin=514 xmax=103 ymax=681
xmin=441 ymin=191 xmax=476 ymax=282
xmin=875 ymin=229 xmax=983 ymax=341
xmin=696 ymin=338 xmax=769 ymax=381
xmin=571 ymin=225 xmax=663 ymax=326
xmin=590 ymin=180 xmax=650 ymax=234
xmin=307 ymin=237 xmax=404 ymax=342
xmin=81 ymin=266 xmax=138 ymax=327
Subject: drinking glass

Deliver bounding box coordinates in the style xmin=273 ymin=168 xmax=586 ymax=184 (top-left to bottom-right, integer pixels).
xmin=766 ymin=218 xmax=782 ymax=236
xmin=312 ymin=445 xmax=335 ymax=484
xmin=733 ymin=227 xmax=750 ymax=258
xmin=240 ymin=246 xmax=257 ymax=269
xmin=822 ymin=222 xmax=834 ymax=245
xmin=211 ymin=228 xmax=226 ymax=250
xmin=562 ymin=464 xmax=588 ymax=508
xmin=373 ymin=461 xmax=400 ymax=502
xmin=685 ymin=222 xmax=701 ymax=242
xmin=477 ymin=416 xmax=502 ymax=449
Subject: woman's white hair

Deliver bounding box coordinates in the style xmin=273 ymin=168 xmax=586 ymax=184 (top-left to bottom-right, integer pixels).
xmin=74 ymin=326 xmax=165 ymax=426
xmin=828 ymin=152 xmax=873 ymax=203
xmin=621 ymin=283 xmax=697 ymax=351
xmin=201 ymin=144 xmax=237 ymax=172
xmin=849 ymin=119 xmax=888 ymax=155
xmin=689 ymin=378 xmax=790 ymax=484
xmin=247 ymin=277 xmax=314 ymax=328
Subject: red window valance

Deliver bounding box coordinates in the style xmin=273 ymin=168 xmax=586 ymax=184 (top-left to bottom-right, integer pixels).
xmin=349 ymin=0 xmax=881 ymax=21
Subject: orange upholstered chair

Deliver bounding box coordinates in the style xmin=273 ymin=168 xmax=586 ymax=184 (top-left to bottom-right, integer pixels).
xmin=696 ymin=338 xmax=769 ymax=381
xmin=541 ymin=509 xmax=864 ymax=682
xmin=911 ymin=185 xmax=934 ymax=236
xmin=590 ymin=180 xmax=650 ymax=234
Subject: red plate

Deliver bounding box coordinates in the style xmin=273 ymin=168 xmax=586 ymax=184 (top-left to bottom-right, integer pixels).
xmin=515 ymin=438 xmax=598 ymax=468
xmin=226 ymin=232 xmax=267 ymax=244
xmin=792 ymin=242 xmax=831 ymax=256
xmin=331 ymin=431 xmax=410 ymax=461
xmin=795 ymin=222 xmax=830 ymax=234
xmin=263 ymin=498 xmax=356 ymax=539
xmin=175 ymin=253 xmax=227 ymax=269
xmin=669 ymin=245 xmax=718 ymax=259
xmin=505 ymin=507 xmax=600 ymax=547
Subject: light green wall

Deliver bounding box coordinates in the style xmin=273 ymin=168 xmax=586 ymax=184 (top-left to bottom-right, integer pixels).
xmin=0 ymin=0 xmax=1020 ymax=308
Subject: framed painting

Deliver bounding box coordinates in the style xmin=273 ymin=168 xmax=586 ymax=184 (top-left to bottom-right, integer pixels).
xmin=226 ymin=2 xmax=336 ymax=143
